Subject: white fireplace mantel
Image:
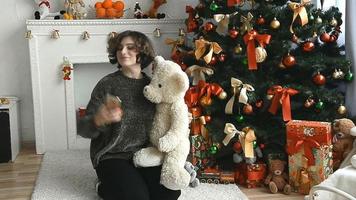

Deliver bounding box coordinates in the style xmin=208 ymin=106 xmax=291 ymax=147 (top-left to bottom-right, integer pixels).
xmin=26 ymin=19 xmax=185 ymax=154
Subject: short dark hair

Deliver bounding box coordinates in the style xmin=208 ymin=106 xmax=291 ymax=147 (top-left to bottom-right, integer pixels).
xmin=107 ymin=30 xmax=155 ymax=69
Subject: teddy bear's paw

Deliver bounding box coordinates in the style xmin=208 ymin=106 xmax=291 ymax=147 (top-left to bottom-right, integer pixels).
xmin=233 ymin=153 xmax=243 ymax=164
xmin=158 ymin=137 xmax=174 ymax=152
xmin=269 ymin=182 xmax=278 ymax=194
xmin=283 ymin=184 xmax=291 ymax=195
xmin=190 ymin=178 xmax=200 ymax=188
xmin=161 ymin=168 xmax=191 ymax=190
xmin=351 ymin=155 xmax=356 ymax=168
xmin=133 ymin=147 xmax=163 ymax=167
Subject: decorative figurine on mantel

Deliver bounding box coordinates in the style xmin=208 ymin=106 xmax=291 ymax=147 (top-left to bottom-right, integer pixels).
xmin=64 ymin=0 xmax=87 ymax=20
xmin=33 ymin=0 xmax=66 ymax=20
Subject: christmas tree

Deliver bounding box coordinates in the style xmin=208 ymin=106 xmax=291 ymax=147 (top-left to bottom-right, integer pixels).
xmin=173 ymin=0 xmax=353 ymax=171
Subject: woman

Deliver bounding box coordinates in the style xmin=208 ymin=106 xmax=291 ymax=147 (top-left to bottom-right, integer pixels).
xmin=78 ymin=30 xmax=181 ymax=200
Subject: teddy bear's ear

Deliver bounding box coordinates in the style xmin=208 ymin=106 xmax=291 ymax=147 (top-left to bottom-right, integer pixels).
xmin=171 ymin=72 xmax=188 ymax=91
xmin=351 ymin=127 xmax=356 ymax=136
xmin=154 ymin=55 xmax=165 ymax=63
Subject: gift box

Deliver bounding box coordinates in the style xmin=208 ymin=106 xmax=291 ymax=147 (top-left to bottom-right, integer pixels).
xmin=235 ymin=162 xmax=267 ymax=188
xmin=189 ymin=134 xmax=211 ymax=172
xmin=286 ymin=120 xmax=333 ymax=194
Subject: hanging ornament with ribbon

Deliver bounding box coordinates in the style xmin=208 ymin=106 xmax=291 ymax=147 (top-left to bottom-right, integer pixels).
xmin=243 ymin=30 xmax=271 ymax=70
xmin=227 ymin=0 xmax=244 ymax=7
xmin=62 ymin=57 xmax=73 ymax=80
xmin=288 ymin=0 xmax=311 ymax=33
xmin=225 ymin=77 xmax=255 ymax=114
xmin=267 ymin=85 xmax=299 ymax=121
xmin=185 ymin=65 xmax=214 ymax=85
xmin=223 ymin=123 xmax=242 ymax=146
xmin=240 ymin=12 xmax=254 ymax=35
xmin=214 ymin=14 xmax=230 ymax=35
xmin=239 ymin=126 xmax=257 ymax=158
xmin=194 ymin=37 xmax=223 ymax=64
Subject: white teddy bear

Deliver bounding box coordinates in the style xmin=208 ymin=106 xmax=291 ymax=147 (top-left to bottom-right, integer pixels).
xmin=350 ymin=127 xmax=356 ymax=168
xmin=133 ymin=56 xmax=191 ymax=190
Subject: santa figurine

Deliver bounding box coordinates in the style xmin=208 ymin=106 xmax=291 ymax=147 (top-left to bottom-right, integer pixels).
xmin=62 ymin=65 xmax=73 ymax=80
xmin=34 ymin=0 xmax=66 ymax=20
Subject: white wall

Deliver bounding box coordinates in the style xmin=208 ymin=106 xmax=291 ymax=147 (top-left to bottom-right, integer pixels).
xmin=0 ymin=0 xmax=198 ymax=142
xmin=0 ymin=0 xmax=345 ymax=143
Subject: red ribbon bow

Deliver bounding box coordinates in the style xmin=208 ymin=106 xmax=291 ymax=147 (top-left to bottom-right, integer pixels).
xmin=227 ymin=0 xmax=243 ymax=7
xmin=243 ymin=30 xmax=271 ymax=70
xmin=268 ymin=85 xmax=298 ymax=121
xmin=197 ymin=80 xmax=223 ymax=99
xmin=287 ymin=133 xmax=321 ymax=166
xmin=184 ymin=87 xmax=199 ymax=108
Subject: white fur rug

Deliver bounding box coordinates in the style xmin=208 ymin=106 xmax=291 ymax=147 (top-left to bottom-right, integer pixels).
xmin=31 ymin=150 xmax=248 ymax=200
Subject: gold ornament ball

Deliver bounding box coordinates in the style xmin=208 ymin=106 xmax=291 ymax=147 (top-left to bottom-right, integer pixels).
xmin=338 ymin=105 xmax=347 ymax=115
xmin=330 ymin=18 xmax=338 ymax=27
xmin=315 ymin=16 xmax=322 ymax=24
xmin=255 ymin=47 xmax=267 ymax=63
xmin=234 ymin=45 xmax=243 ymax=54
xmin=270 ymin=18 xmax=280 ymax=29
xmin=218 ymin=91 xmax=227 ymax=100
xmin=278 ymin=62 xmax=286 ymax=69
xmin=266 ymin=94 xmax=274 ymax=100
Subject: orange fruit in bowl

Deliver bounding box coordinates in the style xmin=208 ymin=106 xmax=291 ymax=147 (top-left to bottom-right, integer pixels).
xmin=102 ymin=0 xmax=113 ymax=9
xmin=116 ymin=10 xmax=124 ymax=18
xmin=106 ymin=8 xmax=117 ymax=18
xmin=95 ymin=2 xmax=102 ymax=8
xmin=96 ymin=7 xmax=107 ymax=18
xmin=113 ymin=1 xmax=125 ymax=11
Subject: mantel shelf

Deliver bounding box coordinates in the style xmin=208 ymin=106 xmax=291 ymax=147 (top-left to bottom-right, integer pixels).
xmin=26 ymin=19 xmax=185 ymax=26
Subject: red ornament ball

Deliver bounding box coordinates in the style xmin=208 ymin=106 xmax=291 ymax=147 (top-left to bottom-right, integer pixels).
xmin=218 ymin=53 xmax=226 ymax=62
xmin=205 ymin=115 xmax=212 ymax=123
xmin=209 ymin=55 xmax=218 ymax=65
xmin=329 ymin=34 xmax=338 ymax=43
xmin=303 ymin=41 xmax=315 ymax=52
xmin=233 ymin=142 xmax=242 ymax=152
xmin=243 ymin=104 xmax=253 ymax=115
xmin=313 ymin=73 xmax=326 ymax=85
xmin=255 ymin=100 xmax=263 ymax=108
xmin=320 ymin=32 xmax=330 ymax=43
xmin=282 ymin=54 xmax=296 ymax=68
xmin=229 ymin=28 xmax=239 ymax=39
xmin=291 ymin=34 xmax=299 ymax=43
xmin=256 ymin=16 xmax=265 ymax=25
xmin=204 ymin=22 xmax=215 ymax=32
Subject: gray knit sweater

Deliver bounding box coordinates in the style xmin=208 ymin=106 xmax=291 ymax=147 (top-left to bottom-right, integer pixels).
xmin=77 ymin=70 xmax=155 ymax=168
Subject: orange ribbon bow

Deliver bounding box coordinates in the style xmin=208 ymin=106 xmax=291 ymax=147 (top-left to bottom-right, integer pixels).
xmin=268 ymin=85 xmax=298 ymax=121
xmin=195 ymin=37 xmax=223 ymax=64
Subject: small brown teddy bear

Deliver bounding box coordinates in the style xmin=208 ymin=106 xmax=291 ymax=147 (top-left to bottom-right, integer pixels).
xmin=332 ymin=118 xmax=356 ymax=170
xmin=264 ymin=159 xmax=291 ymax=195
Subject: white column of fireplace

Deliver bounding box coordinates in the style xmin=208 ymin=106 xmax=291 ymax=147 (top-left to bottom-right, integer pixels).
xmin=26 ymin=19 xmax=185 ymax=154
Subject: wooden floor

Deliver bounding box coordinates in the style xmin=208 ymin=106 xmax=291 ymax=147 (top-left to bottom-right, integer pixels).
xmin=0 ymin=143 xmax=304 ymax=200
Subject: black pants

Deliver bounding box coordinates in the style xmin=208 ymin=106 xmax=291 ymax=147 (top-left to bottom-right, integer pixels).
xmin=95 ymin=159 xmax=181 ymax=200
